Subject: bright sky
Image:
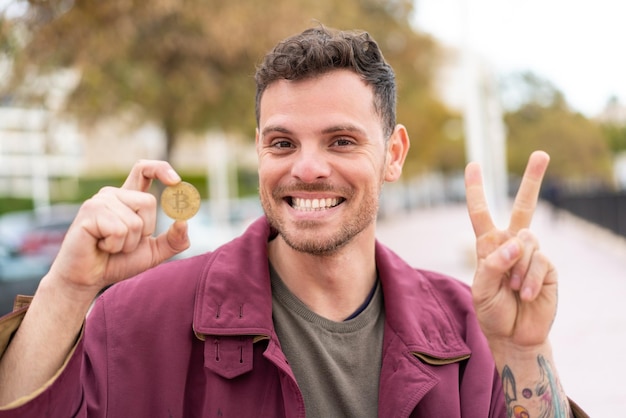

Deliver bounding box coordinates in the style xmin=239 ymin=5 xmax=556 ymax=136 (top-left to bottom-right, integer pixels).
xmin=413 ymin=0 xmax=626 ymax=117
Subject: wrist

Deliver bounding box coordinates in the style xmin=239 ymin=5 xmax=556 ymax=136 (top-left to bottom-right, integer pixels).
xmin=37 ymin=271 xmax=101 ymax=318
xmin=489 ymin=342 xmax=571 ymax=418
xmin=488 ymin=338 xmax=552 ymax=364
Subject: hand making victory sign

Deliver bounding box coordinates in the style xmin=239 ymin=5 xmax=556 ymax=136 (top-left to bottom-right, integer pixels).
xmin=465 ymin=150 xmax=558 ymax=351
xmin=465 ymin=150 xmax=573 ymax=416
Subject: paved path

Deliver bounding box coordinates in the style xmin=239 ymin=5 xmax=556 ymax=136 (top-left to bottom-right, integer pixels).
xmin=376 ymin=203 xmax=626 ymax=417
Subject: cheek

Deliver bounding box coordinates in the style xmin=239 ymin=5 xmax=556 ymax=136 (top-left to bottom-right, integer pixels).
xmin=257 ymin=175 xmax=275 ymax=212
xmin=257 ymin=162 xmax=286 ymax=199
xmin=258 ymin=164 xmax=276 ymax=186
xmin=258 ymin=154 xmax=294 ymax=180
xmin=365 ymin=155 xmax=388 ymax=186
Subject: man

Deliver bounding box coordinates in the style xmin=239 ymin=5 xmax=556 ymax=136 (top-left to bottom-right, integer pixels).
xmin=0 ymin=27 xmax=586 ymax=417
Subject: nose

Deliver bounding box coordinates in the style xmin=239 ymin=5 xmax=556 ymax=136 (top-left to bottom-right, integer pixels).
xmin=290 ymin=146 xmax=331 ymax=183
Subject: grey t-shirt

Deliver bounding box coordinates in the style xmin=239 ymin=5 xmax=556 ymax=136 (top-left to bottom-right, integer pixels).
xmin=271 ymin=266 xmax=385 ymax=417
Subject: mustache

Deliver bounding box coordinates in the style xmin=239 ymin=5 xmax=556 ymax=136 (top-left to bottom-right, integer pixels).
xmin=272 ymin=182 xmax=353 ymax=198
xmin=274 ymin=182 xmax=335 ymax=194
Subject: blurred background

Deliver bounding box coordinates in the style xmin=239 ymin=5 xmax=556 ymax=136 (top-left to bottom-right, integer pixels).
xmin=0 ymin=0 xmax=624 ymax=414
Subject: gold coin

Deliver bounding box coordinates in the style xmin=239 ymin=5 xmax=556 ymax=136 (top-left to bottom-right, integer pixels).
xmin=160 ymin=181 xmax=201 ymax=220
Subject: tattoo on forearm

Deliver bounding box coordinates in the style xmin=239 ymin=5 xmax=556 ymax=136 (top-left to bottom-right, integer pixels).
xmin=501 ymin=355 xmax=571 ymax=418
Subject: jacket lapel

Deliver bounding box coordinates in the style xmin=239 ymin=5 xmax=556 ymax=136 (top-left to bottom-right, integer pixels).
xmin=375 ymin=242 xmax=472 ymax=415
xmin=191 ymin=218 xmax=473 ymax=415
xmin=193 ymin=217 xmax=275 ymax=338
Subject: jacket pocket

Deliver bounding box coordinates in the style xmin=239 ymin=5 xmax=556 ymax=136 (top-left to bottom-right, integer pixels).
xmin=204 ymin=335 xmax=254 ymax=379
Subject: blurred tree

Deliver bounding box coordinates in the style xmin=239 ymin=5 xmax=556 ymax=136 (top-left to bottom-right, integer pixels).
xmin=502 ymin=72 xmax=614 ymax=187
xmin=0 ymin=8 xmax=20 ymax=100
xmin=603 ymin=123 xmax=626 ymax=154
xmin=599 ymin=97 xmax=626 ymax=154
xmin=0 ymin=13 xmax=13 ymax=58
xmin=4 ymin=0 xmax=454 ymax=175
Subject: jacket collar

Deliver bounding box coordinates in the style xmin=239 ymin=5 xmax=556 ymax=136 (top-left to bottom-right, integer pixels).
xmin=193 ymin=217 xmax=275 ymax=339
xmin=193 ymin=216 xmax=470 ymax=362
xmin=375 ymin=242 xmax=471 ymax=362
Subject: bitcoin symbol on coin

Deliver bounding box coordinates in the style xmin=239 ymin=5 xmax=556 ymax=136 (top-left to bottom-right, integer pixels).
xmin=161 ymin=181 xmax=201 ymax=220
xmin=173 ymin=190 xmax=189 ymax=214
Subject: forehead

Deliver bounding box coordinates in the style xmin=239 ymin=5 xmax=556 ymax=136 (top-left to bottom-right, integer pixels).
xmin=258 ymin=70 xmax=380 ymax=132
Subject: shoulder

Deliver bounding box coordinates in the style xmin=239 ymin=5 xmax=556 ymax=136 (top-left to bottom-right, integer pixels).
xmin=415 ymin=269 xmax=475 ymax=318
xmin=89 ymin=217 xmax=272 ymax=326
xmin=375 ymin=240 xmax=474 ymax=312
xmin=418 ymin=269 xmax=472 ymax=303
xmin=91 ymin=253 xmax=213 ymax=326
xmin=375 ymin=241 xmax=478 ymax=336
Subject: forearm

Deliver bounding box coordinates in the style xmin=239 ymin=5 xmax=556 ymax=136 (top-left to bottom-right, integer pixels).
xmin=492 ymin=341 xmax=572 ymax=418
xmin=0 ymin=274 xmax=96 ymax=406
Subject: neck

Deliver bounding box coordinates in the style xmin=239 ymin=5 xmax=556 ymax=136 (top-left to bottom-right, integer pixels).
xmin=268 ymin=229 xmax=377 ymax=322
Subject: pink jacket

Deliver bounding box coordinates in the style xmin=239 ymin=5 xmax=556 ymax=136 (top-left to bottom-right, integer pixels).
xmin=1 ymin=217 xmax=507 ymax=417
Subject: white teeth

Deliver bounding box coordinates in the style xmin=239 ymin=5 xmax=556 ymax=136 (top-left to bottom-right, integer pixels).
xmin=292 ymin=197 xmax=340 ymax=211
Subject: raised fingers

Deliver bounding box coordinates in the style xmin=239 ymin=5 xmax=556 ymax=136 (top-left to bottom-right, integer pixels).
xmin=508 ymin=151 xmax=550 ymax=232
xmin=122 ymin=160 xmax=182 ymax=191
xmin=465 ymin=161 xmax=495 ymax=237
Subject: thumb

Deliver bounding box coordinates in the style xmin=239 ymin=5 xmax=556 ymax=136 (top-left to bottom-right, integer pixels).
xmin=473 ymin=238 xmax=522 ymax=302
xmin=153 ymin=220 xmax=190 ymax=262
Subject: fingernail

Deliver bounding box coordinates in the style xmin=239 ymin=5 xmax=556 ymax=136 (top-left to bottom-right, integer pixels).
xmin=510 ymin=273 xmax=521 ymax=289
xmin=521 ymin=286 xmax=533 ymax=300
xmin=168 ymin=169 xmax=181 ymax=182
xmin=502 ymin=242 xmax=519 ymax=261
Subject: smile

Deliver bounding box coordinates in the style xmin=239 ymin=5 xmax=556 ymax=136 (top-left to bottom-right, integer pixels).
xmin=290 ymin=197 xmax=343 ymax=211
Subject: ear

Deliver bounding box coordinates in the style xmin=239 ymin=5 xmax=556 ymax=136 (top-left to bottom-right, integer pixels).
xmin=384 ymin=124 xmax=410 ymax=182
xmin=255 ymin=127 xmax=260 ymax=152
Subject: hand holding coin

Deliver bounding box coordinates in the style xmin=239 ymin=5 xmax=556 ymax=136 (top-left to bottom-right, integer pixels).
xmin=161 ymin=181 xmax=201 ymax=220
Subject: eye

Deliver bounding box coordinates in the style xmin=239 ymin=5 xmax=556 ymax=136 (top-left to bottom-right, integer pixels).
xmin=331 ymin=137 xmax=356 ymax=147
xmin=271 ymin=140 xmax=295 ymax=149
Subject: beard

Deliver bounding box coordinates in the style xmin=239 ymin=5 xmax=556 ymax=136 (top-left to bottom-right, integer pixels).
xmin=259 ymin=181 xmax=380 ymax=256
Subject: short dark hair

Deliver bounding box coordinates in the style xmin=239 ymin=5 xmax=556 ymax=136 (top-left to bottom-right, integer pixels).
xmin=254 ymin=26 xmax=397 ymax=138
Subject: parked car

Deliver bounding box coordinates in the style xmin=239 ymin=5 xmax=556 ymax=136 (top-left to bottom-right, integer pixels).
xmin=0 ymin=204 xmax=79 ymax=315
xmin=0 ymin=245 xmax=48 ymax=316
xmin=0 ymin=198 xmax=264 ymax=314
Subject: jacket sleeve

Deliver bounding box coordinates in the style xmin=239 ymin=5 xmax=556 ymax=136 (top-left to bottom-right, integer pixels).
xmin=0 ymin=298 xmax=87 ymax=417
xmin=569 ymin=399 xmax=590 ymax=418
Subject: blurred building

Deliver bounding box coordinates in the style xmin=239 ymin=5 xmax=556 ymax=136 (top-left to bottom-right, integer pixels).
xmin=0 ymin=100 xmax=257 ymax=209
xmin=0 ymin=57 xmax=260 ymax=206
xmin=0 ymin=107 xmax=82 ymax=208
xmin=596 ymin=96 xmax=626 ymax=125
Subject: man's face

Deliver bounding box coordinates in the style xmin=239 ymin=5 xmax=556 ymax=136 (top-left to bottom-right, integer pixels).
xmin=256 ymin=69 xmax=395 ymax=256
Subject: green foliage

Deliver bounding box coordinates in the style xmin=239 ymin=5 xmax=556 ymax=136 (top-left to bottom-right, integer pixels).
xmin=7 ymin=0 xmax=454 ymax=174
xmin=0 ymin=197 xmax=33 ymax=215
xmin=500 ymin=71 xmax=567 ymax=111
xmin=502 ymin=72 xmax=626 ymax=191
xmin=503 ymin=73 xmax=614 ymax=185
xmin=73 ymin=175 xmax=129 ymax=201
xmin=0 ymin=15 xmax=17 ymax=55
xmin=602 ymin=123 xmax=626 ymax=153
xmin=0 ymin=169 xmax=259 ymax=216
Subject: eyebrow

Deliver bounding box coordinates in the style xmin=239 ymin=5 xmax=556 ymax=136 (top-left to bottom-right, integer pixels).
xmin=261 ymin=126 xmax=293 ymax=138
xmin=261 ymin=123 xmax=368 ymax=139
xmin=321 ymin=124 xmax=367 ymax=136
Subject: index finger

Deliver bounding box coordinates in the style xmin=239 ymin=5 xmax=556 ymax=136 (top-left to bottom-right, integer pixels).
xmin=465 ymin=160 xmax=496 ymax=237
xmin=508 ymin=151 xmax=550 ymax=232
xmin=121 ymin=160 xmax=182 ymax=191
